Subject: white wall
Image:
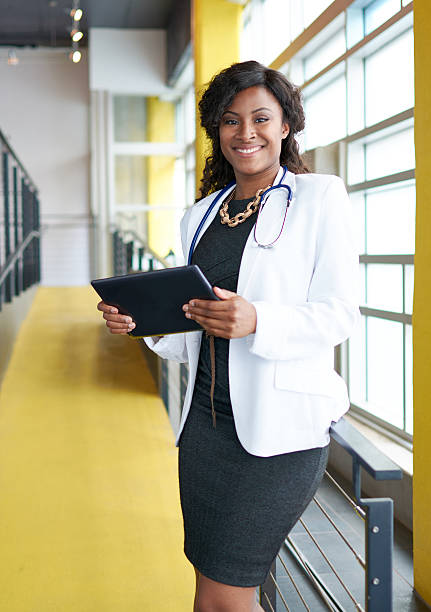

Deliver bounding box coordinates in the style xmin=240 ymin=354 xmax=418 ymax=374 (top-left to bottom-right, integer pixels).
xmin=89 ymin=28 xmax=168 ymax=95
xmin=0 ymin=48 xmax=91 ymax=286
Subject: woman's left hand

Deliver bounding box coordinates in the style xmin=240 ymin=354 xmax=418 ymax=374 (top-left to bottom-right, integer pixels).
xmin=182 ymin=286 xmax=257 ymax=339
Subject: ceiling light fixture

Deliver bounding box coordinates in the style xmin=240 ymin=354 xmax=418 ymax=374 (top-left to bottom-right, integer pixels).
xmin=71 ymin=50 xmax=82 ymax=63
xmin=69 ymin=1 xmax=83 ymax=64
xmin=7 ymin=49 xmax=19 ymax=66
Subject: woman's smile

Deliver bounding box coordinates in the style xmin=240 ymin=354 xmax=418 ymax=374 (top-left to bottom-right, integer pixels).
xmin=233 ymin=145 xmax=264 ymax=156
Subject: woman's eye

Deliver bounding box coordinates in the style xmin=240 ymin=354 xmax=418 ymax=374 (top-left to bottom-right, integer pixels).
xmin=223 ymin=118 xmax=238 ymax=125
xmin=255 ymin=117 xmax=269 ymax=123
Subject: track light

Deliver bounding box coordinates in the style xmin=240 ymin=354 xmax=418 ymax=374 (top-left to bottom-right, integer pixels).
xmin=69 ymin=2 xmax=83 ymax=64
xmin=70 ymin=50 xmax=82 ymax=63
xmin=7 ymin=49 xmax=19 ymax=66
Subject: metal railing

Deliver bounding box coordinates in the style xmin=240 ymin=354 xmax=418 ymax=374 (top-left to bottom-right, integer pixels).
xmin=0 ymin=129 xmax=41 ymax=311
xmin=260 ymin=418 xmax=402 ymax=612
xmin=111 ymin=234 xmax=403 ymax=611
xmin=112 ymin=228 xmax=174 ymax=276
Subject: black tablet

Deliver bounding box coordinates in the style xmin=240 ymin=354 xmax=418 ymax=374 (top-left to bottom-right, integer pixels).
xmin=91 ymin=264 xmax=219 ymax=338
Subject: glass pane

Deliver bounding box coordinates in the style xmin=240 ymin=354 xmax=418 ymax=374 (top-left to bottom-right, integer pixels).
xmin=405 ymin=324 xmax=413 ymax=435
xmin=348 ymin=315 xmax=367 ymax=406
xmin=367 ymin=317 xmax=404 ymax=429
xmin=404 ymin=264 xmax=414 ymax=314
xmin=303 ymin=0 xmax=334 ymax=28
xmin=113 ymin=96 xmax=147 ymax=142
xmin=364 ymin=0 xmax=401 ymax=35
xmin=365 ymin=28 xmax=414 ymax=126
xmin=304 ymin=29 xmax=346 ymax=81
xmin=304 ymin=74 xmax=346 ymax=149
xmin=115 ymin=155 xmax=147 ymax=204
xmin=351 ymin=192 xmax=366 ymax=253
xmin=366 ymin=264 xmax=403 ymax=312
xmin=262 ymin=0 xmax=291 ymax=64
xmin=365 ymin=127 xmax=415 ymax=180
xmin=366 ymin=183 xmax=415 ymax=254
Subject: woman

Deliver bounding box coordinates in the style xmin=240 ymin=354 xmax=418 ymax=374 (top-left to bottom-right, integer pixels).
xmin=98 ymin=61 xmax=360 ymax=612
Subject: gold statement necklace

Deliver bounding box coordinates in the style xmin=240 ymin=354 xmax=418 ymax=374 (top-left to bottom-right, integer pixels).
xmin=219 ymin=185 xmax=271 ymax=227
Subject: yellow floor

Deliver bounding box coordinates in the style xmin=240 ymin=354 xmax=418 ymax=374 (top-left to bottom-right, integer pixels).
xmin=0 ymin=287 xmax=194 ymax=612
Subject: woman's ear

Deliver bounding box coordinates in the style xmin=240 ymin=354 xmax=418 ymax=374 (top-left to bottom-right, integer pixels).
xmin=282 ymin=123 xmax=290 ymax=139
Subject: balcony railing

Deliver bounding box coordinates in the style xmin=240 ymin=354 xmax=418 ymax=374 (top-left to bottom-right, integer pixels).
xmin=0 ymin=129 xmax=41 ymax=310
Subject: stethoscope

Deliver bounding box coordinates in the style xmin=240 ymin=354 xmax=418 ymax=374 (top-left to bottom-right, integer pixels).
xmin=187 ymin=165 xmax=293 ymax=265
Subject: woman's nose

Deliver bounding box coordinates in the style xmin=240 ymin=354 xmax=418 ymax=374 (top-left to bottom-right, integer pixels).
xmin=237 ymin=120 xmax=256 ymax=140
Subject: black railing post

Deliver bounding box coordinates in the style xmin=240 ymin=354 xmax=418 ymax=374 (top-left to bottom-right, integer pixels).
xmin=2 ymin=151 xmax=12 ymax=303
xmin=126 ymin=240 xmax=134 ymax=272
xmin=34 ymin=192 xmax=41 ymax=283
xmin=363 ymin=498 xmax=394 ymax=612
xmin=13 ymin=166 xmax=22 ymax=296
xmin=138 ymin=246 xmax=144 ymax=271
xmin=21 ymin=178 xmax=29 ymax=290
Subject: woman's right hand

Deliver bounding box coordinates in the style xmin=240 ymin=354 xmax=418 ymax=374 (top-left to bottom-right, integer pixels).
xmin=97 ymin=301 xmax=136 ymax=334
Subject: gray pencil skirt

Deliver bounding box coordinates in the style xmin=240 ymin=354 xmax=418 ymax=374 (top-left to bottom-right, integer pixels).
xmin=178 ymin=396 xmax=329 ymax=587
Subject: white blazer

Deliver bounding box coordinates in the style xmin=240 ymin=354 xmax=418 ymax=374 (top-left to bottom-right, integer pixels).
xmin=145 ymin=168 xmax=360 ymax=457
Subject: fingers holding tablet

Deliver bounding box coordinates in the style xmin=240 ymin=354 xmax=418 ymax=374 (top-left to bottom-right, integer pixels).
xmin=97 ymin=300 xmax=136 ymax=334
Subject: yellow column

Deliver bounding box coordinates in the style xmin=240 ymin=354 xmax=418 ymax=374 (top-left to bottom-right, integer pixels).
xmin=146 ymin=97 xmax=176 ymax=258
xmin=413 ymin=0 xmax=431 ymax=605
xmin=193 ymin=0 xmax=243 ymax=195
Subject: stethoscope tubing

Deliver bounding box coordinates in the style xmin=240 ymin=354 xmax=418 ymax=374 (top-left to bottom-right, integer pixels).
xmin=187 ymin=166 xmax=292 ymax=265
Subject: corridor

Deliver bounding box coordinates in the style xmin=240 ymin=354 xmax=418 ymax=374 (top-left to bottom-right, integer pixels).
xmin=0 ymin=287 xmax=193 ymax=611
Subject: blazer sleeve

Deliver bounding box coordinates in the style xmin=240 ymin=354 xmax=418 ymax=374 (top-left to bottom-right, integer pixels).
xmin=247 ymin=176 xmax=360 ymax=361
xmin=143 ymin=208 xmax=193 ymax=363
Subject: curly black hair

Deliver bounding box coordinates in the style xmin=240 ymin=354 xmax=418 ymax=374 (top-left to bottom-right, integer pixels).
xmin=198 ymin=60 xmax=309 ymax=199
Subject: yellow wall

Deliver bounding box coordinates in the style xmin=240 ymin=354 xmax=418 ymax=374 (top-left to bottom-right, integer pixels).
xmin=413 ymin=0 xmax=431 ymax=604
xmin=193 ymin=0 xmax=243 ymax=195
xmin=146 ymin=97 xmax=176 ymax=258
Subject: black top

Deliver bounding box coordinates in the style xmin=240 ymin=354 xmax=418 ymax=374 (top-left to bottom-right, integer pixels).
xmin=191 ymin=197 xmax=256 ymax=415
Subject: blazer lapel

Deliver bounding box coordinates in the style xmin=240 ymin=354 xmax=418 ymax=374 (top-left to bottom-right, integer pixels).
xmin=238 ymin=169 xmax=296 ymax=297
xmin=185 ymin=186 xmax=235 ymax=259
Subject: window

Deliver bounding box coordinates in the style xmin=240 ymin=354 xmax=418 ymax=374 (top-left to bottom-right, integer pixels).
xmin=364 ymin=0 xmax=402 ymax=35
xmin=364 ymin=28 xmax=414 ymax=126
xmin=291 ymin=0 xmax=415 ymax=439
xmin=304 ymin=72 xmax=347 ymax=150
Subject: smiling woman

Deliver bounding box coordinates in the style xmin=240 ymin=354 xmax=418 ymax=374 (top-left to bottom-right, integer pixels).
xmin=97 ymin=60 xmax=360 ymax=612
xmin=218 ymin=86 xmax=290 ymax=197
xmin=198 ymin=60 xmax=309 ymax=199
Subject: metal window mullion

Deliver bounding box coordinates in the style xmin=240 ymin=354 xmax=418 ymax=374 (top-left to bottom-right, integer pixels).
xmin=402 ymin=263 xmax=406 ymax=432
xmin=360 ymin=307 xmax=411 ymax=324
xmin=360 ymin=254 xmax=414 ymax=264
xmin=348 ymin=169 xmax=415 ymax=193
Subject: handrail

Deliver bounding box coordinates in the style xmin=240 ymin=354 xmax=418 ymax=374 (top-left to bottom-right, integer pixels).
xmin=0 ymin=128 xmax=37 ymax=191
xmin=263 ymin=418 xmax=403 ymax=612
xmin=330 ymin=417 xmax=403 ymax=482
xmin=0 ymin=229 xmax=41 ymax=287
xmin=1 ymin=134 xmax=41 ymax=309
xmin=116 ymin=228 xmax=170 ymax=268
xmin=111 ymin=228 xmax=174 ymax=276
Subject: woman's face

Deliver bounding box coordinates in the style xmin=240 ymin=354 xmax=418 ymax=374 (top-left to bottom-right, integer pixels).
xmin=219 ymin=85 xmax=289 ymax=180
